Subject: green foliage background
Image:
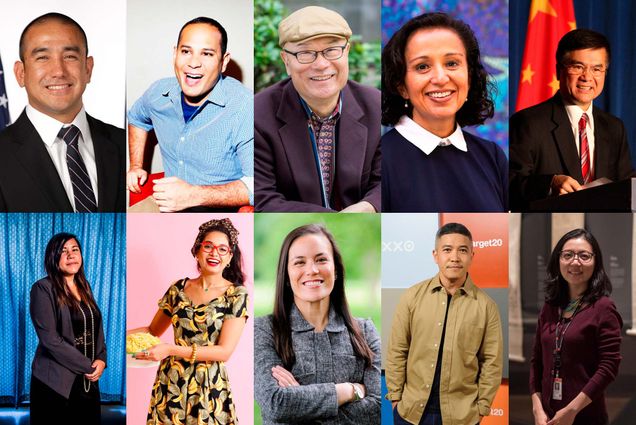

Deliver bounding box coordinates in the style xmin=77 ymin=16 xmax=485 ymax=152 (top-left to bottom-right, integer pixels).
xmin=254 ymin=0 xmax=381 ymax=92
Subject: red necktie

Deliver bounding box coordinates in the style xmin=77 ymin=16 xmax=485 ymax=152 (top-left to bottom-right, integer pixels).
xmin=579 ymin=113 xmax=592 ymax=184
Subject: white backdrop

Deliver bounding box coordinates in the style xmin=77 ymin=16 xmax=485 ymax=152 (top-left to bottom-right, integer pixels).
xmin=0 ymin=0 xmax=126 ymax=128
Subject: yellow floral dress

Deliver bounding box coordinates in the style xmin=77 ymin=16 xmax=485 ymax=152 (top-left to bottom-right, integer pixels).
xmin=147 ymin=279 xmax=248 ymax=425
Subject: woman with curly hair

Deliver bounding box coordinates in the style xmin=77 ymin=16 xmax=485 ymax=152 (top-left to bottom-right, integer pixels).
xmin=381 ymin=12 xmax=508 ymax=212
xmin=128 ymin=218 xmax=249 ymax=425
xmin=530 ymin=229 xmax=621 ymax=425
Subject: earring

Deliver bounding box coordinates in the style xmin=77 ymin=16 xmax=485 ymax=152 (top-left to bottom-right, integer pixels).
xmin=404 ymin=99 xmax=409 ymax=108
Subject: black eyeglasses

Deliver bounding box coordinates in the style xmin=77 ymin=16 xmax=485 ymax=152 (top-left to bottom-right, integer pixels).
xmin=559 ymin=250 xmax=594 ymax=263
xmin=283 ymin=44 xmax=348 ymax=64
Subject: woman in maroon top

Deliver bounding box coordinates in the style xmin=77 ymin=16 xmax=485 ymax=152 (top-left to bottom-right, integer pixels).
xmin=530 ymin=229 xmax=622 ymax=425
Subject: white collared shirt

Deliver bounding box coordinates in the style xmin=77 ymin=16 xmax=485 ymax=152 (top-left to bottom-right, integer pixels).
xmin=564 ymin=103 xmax=595 ymax=171
xmin=26 ymin=105 xmax=99 ymax=210
xmin=394 ymin=115 xmax=467 ymax=155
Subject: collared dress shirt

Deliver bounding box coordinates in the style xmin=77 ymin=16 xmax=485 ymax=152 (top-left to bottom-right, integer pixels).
xmin=26 ymin=105 xmax=99 ymax=211
xmin=386 ymin=275 xmax=503 ymax=425
xmin=128 ymin=75 xmax=254 ymax=205
xmin=254 ymin=304 xmax=381 ymax=424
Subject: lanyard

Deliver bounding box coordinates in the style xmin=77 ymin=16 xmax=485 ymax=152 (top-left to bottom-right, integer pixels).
xmin=552 ymin=303 xmax=582 ymax=378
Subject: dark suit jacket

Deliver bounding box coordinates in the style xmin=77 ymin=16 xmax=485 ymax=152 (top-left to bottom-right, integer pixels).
xmin=30 ymin=277 xmax=107 ymax=399
xmin=0 ymin=110 xmax=125 ymax=212
xmin=255 ymin=78 xmax=381 ymax=212
xmin=510 ymin=93 xmax=633 ymax=210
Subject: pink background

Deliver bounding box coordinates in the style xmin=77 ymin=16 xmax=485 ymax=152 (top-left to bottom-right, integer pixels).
xmin=126 ymin=213 xmax=254 ymax=425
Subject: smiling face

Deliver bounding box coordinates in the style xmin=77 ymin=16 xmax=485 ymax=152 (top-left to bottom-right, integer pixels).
xmin=14 ymin=20 xmax=93 ymax=123
xmin=174 ymin=23 xmax=229 ymax=106
xmin=287 ymin=233 xmax=336 ymax=306
xmin=196 ymin=231 xmax=233 ymax=275
xmin=58 ymin=238 xmax=82 ymax=277
xmin=559 ymin=237 xmax=594 ymax=293
xmin=433 ymin=233 xmax=473 ymax=286
xmin=281 ymin=36 xmax=349 ymax=112
xmin=559 ymin=48 xmax=607 ymax=110
xmin=399 ymin=28 xmax=469 ymax=136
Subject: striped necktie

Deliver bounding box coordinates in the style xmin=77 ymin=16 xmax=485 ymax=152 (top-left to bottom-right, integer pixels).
xmin=58 ymin=125 xmax=98 ymax=212
xmin=578 ymin=113 xmax=592 ymax=184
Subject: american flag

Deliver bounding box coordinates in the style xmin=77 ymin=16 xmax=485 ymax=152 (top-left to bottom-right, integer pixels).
xmin=0 ymin=54 xmax=10 ymax=128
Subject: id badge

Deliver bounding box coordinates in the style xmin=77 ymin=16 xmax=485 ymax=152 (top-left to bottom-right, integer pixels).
xmin=552 ymin=377 xmax=563 ymax=400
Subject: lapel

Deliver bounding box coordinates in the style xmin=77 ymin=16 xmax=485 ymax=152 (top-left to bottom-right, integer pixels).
xmin=87 ymin=114 xmax=118 ymax=212
xmin=276 ymin=81 xmax=324 ymax=206
xmin=10 ymin=111 xmax=73 ymax=211
xmin=550 ymin=94 xmax=583 ymax=181
xmin=592 ymin=107 xmax=610 ymax=178
xmin=336 ymin=83 xmax=367 ymax=194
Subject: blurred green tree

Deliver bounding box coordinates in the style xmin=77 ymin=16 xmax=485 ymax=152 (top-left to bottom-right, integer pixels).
xmin=254 ymin=0 xmax=381 ymax=92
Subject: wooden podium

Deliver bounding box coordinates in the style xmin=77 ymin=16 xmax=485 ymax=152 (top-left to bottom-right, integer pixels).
xmin=528 ymin=178 xmax=636 ymax=211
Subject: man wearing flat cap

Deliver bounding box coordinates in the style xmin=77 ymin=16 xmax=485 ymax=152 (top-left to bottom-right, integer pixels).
xmin=255 ymin=6 xmax=381 ymax=212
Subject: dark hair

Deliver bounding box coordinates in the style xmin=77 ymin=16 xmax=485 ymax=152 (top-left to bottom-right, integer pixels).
xmin=545 ymin=228 xmax=612 ymax=307
xmin=436 ymin=222 xmax=473 ymax=243
xmin=556 ymin=29 xmax=611 ymax=74
xmin=177 ymin=17 xmax=228 ymax=55
xmin=191 ymin=218 xmax=245 ymax=286
xmin=382 ymin=12 xmax=494 ymax=127
xmin=44 ymin=233 xmax=97 ymax=310
xmin=19 ymin=12 xmax=88 ymax=62
xmin=272 ymin=224 xmax=374 ymax=369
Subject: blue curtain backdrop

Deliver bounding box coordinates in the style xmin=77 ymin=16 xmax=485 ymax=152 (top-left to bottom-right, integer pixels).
xmin=0 ymin=213 xmax=126 ymax=406
xmin=510 ymin=0 xmax=636 ymax=168
xmin=381 ymin=0 xmax=510 ymax=155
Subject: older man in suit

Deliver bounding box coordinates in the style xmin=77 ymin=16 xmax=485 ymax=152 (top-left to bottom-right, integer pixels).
xmin=255 ymin=6 xmax=381 ymax=212
xmin=0 ymin=13 xmax=125 ymax=212
xmin=510 ymin=29 xmax=634 ymax=211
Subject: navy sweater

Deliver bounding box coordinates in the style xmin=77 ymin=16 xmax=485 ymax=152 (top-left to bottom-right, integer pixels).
xmin=381 ymin=128 xmax=508 ymax=212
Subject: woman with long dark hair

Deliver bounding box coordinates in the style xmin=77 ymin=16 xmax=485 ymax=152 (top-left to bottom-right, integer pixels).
xmin=530 ymin=229 xmax=622 ymax=425
xmin=30 ymin=233 xmax=106 ymax=424
xmin=128 ymin=218 xmax=248 ymax=425
xmin=381 ymin=12 xmax=507 ymax=212
xmin=254 ymin=223 xmax=381 ymax=424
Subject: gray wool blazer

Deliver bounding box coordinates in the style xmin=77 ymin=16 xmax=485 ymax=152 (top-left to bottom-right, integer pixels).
xmin=254 ymin=304 xmax=381 ymax=425
xmin=30 ymin=277 xmax=107 ymax=399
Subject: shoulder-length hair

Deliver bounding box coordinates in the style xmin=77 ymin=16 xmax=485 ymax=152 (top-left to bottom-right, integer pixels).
xmin=272 ymin=224 xmax=374 ymax=370
xmin=44 ymin=232 xmax=97 ymax=310
xmin=381 ymin=12 xmax=495 ymax=127
xmin=545 ymin=228 xmax=612 ymax=307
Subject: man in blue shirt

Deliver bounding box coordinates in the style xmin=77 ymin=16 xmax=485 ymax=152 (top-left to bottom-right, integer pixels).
xmin=128 ymin=17 xmax=253 ymax=212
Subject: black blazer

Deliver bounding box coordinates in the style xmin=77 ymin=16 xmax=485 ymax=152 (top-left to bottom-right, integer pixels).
xmin=0 ymin=110 xmax=125 ymax=212
xmin=30 ymin=277 xmax=107 ymax=399
xmin=509 ymin=93 xmax=634 ymax=210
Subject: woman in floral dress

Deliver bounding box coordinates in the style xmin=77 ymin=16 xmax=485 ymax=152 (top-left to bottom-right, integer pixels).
xmin=130 ymin=218 xmax=249 ymax=425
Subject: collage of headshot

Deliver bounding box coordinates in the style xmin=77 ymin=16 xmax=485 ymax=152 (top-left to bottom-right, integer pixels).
xmin=0 ymin=0 xmax=635 ymax=425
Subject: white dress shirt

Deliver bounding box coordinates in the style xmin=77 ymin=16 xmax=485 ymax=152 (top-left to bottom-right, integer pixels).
xmin=26 ymin=105 xmax=99 ymax=210
xmin=394 ymin=115 xmax=467 ymax=155
xmin=564 ymin=103 xmax=595 ymax=172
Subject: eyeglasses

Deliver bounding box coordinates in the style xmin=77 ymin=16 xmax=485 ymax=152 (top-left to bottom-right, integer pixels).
xmin=200 ymin=242 xmax=231 ymax=256
xmin=559 ymin=250 xmax=595 ymax=263
xmin=563 ymin=63 xmax=607 ymax=77
xmin=283 ymin=44 xmax=348 ymax=64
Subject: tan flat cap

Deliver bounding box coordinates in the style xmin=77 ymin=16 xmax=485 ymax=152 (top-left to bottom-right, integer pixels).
xmin=278 ymin=6 xmax=352 ymax=47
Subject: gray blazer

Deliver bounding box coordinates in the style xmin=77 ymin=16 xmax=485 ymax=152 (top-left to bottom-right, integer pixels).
xmin=255 ymin=305 xmax=381 ymax=424
xmin=30 ymin=277 xmax=107 ymax=398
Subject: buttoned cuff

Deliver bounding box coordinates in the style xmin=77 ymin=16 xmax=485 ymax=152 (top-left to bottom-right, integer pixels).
xmin=385 ymin=391 xmax=402 ymax=401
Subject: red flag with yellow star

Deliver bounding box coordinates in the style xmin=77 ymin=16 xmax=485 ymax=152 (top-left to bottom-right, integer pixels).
xmin=515 ymin=0 xmax=576 ymax=111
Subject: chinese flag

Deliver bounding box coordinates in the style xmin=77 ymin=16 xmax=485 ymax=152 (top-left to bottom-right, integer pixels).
xmin=515 ymin=0 xmax=576 ymax=112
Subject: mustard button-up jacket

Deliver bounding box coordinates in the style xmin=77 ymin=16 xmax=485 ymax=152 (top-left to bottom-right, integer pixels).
xmin=385 ymin=275 xmax=503 ymax=425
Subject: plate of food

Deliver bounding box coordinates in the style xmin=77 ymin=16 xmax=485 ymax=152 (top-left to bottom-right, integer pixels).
xmin=126 ymin=332 xmax=161 ymax=368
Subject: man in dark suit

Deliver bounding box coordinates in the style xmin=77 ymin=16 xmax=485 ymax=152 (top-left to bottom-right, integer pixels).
xmin=255 ymin=6 xmax=380 ymax=212
xmin=0 ymin=13 xmax=125 ymax=212
xmin=510 ymin=29 xmax=633 ymax=210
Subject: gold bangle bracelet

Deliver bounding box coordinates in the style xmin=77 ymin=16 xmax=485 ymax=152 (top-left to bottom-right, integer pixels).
xmin=190 ymin=344 xmax=197 ymax=364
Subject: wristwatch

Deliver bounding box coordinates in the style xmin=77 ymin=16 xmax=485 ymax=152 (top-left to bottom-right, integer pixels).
xmin=351 ymin=383 xmax=364 ymax=401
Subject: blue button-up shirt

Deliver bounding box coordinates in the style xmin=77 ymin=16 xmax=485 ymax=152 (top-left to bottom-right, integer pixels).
xmin=128 ymin=75 xmax=254 ymax=205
